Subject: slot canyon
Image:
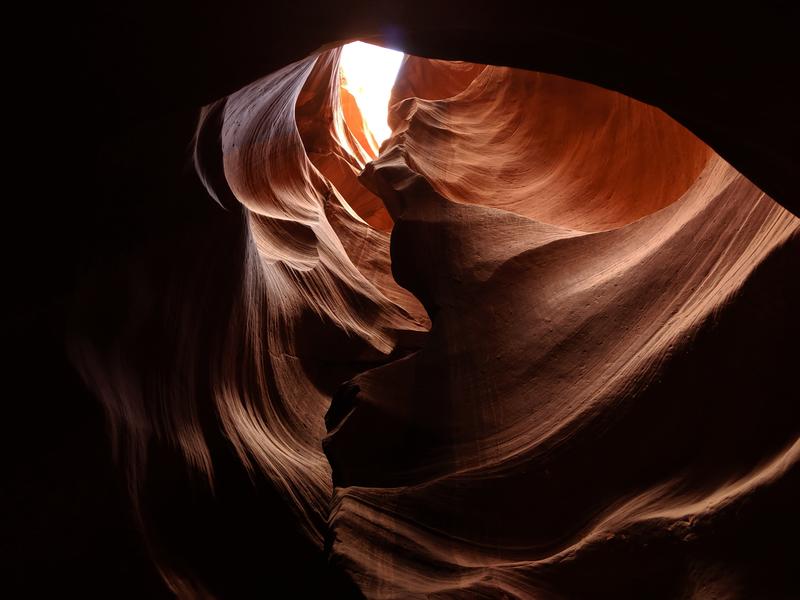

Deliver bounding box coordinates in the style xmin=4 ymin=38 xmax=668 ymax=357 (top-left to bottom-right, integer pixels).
xmin=5 ymin=3 xmax=799 ymax=599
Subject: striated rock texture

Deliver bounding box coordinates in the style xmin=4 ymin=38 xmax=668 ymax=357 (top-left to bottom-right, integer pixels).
xmin=329 ymin=58 xmax=799 ymax=599
xmin=65 ymin=45 xmax=799 ymax=598
xmin=11 ymin=5 xmax=799 ymax=598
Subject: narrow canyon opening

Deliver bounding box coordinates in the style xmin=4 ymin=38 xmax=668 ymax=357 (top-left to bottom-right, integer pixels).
xmin=339 ymin=41 xmax=404 ymax=148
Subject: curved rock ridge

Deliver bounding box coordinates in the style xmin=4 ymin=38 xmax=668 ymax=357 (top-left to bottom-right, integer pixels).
xmin=73 ymin=47 xmax=428 ymax=594
xmin=296 ymin=49 xmax=393 ymax=231
xmin=70 ymin=46 xmax=798 ymax=599
xmin=194 ymin=47 xmax=431 ymax=538
xmin=388 ymin=56 xmax=487 ymax=125
xmin=324 ymin=59 xmax=799 ymax=597
xmin=386 ymin=63 xmax=712 ymax=232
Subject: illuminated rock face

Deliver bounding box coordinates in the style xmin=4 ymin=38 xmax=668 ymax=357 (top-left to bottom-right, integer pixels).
xmin=69 ymin=39 xmax=798 ymax=600
xmin=328 ymin=58 xmax=799 ymax=599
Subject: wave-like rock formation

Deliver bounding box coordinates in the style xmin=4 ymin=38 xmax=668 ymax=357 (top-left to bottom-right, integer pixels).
xmin=329 ymin=57 xmax=799 ymax=599
xmin=64 ymin=43 xmax=800 ymax=598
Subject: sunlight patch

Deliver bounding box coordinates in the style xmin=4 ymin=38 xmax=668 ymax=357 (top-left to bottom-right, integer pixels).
xmin=340 ymin=42 xmax=404 ymax=146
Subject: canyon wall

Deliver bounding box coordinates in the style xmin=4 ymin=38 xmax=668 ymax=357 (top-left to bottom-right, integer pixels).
xmin=74 ymin=49 xmax=798 ymax=598
xmin=9 ymin=5 xmax=798 ymax=598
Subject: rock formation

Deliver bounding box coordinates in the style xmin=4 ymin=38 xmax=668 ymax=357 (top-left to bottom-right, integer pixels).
xmin=8 ymin=4 xmax=799 ymax=599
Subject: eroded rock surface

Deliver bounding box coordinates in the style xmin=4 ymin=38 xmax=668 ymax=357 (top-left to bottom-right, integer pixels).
xmin=71 ymin=48 xmax=799 ymax=599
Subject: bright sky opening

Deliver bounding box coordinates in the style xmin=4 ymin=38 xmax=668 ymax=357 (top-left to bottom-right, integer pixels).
xmin=339 ymin=42 xmax=404 ymax=146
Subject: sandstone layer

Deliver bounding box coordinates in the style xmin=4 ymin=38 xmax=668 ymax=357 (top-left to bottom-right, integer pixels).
xmin=67 ymin=47 xmax=799 ymax=598
xmin=12 ymin=7 xmax=798 ymax=597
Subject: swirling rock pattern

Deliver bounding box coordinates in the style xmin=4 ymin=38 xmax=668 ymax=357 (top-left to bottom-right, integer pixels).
xmin=67 ymin=44 xmax=798 ymax=599
xmin=328 ymin=59 xmax=799 ymax=599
